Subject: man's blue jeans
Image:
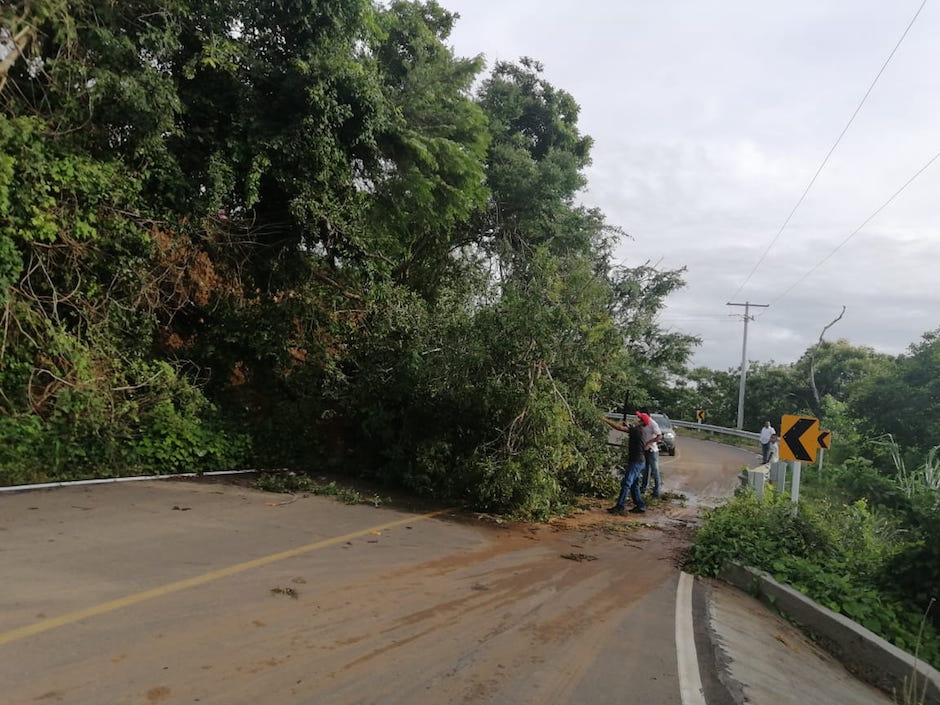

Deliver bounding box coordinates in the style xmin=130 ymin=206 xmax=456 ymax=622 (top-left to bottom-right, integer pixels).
xmin=615 ymin=459 xmax=646 ymax=510
xmin=641 ymin=449 xmax=661 ymax=497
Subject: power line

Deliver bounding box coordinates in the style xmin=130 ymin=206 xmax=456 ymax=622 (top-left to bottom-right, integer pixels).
xmin=765 ymin=147 xmax=940 ymax=309
xmin=728 ymin=0 xmax=928 ymax=302
xmin=658 ymin=314 xmax=735 ymax=321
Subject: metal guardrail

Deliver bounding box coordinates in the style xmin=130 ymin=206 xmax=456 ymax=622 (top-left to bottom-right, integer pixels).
xmin=605 ymin=412 xmax=760 ymax=441
xmin=671 ymin=419 xmax=760 ymax=441
xmin=606 ymin=412 xmax=779 ymax=500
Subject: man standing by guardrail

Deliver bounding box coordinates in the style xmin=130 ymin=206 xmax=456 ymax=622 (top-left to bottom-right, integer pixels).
xmin=759 ymin=420 xmax=776 ymax=464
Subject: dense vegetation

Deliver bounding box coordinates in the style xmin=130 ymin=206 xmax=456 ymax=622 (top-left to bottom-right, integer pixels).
xmin=0 ymin=0 xmax=696 ymax=515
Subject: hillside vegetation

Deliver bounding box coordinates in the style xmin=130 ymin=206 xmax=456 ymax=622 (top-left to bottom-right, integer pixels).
xmin=1 ymin=1 xmax=697 ymax=517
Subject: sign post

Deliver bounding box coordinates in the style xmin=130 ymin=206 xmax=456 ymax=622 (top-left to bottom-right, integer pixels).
xmin=769 ymin=461 xmax=787 ymax=492
xmin=696 ymin=409 xmax=706 ymax=424
xmin=790 ymin=462 xmax=802 ymax=511
xmin=816 ymin=429 xmax=831 ymax=472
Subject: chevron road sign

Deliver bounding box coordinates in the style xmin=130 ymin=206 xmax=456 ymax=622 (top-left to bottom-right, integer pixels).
xmin=780 ymin=414 xmax=820 ymax=462
xmin=817 ymin=430 xmax=832 ymax=450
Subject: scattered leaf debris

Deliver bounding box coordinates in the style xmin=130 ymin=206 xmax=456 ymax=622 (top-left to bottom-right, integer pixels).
xmin=270 ymin=587 xmax=299 ymax=599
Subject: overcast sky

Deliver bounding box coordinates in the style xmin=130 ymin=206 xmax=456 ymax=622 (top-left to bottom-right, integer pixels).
xmin=440 ymin=0 xmax=939 ymax=370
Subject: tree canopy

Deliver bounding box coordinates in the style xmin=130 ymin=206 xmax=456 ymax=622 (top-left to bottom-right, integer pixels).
xmin=4 ymin=1 xmax=934 ymax=517
xmin=0 ymin=0 xmax=695 ymax=516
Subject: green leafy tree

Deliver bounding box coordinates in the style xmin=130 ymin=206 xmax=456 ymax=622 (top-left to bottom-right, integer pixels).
xmin=816 ymin=395 xmax=863 ymax=464
xmin=848 ymin=330 xmax=940 ymax=460
xmin=603 ymin=263 xmax=699 ymax=414
xmin=130 ymin=0 xmax=395 ymax=465
xmin=739 ymin=361 xmax=803 ymax=431
xmin=169 ymin=0 xmax=380 ymax=235
xmin=342 ymin=248 xmax=621 ymax=516
xmin=792 ymin=339 xmax=893 ymax=417
xmin=476 ymin=58 xmax=603 ymax=263
xmin=325 ymin=55 xmax=638 ymax=514
xmin=366 ymin=0 xmax=490 ymax=296
xmin=675 ymin=367 xmax=740 ymax=428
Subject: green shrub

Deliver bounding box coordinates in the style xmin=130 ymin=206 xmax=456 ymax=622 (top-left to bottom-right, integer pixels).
xmin=131 ymin=398 xmax=249 ymax=474
xmin=255 ymin=472 xmax=314 ymax=494
xmin=813 ymin=449 xmax=940 ymax=629
xmin=687 ymin=483 xmax=940 ymax=669
xmin=0 ymin=359 xmax=250 ymax=485
xmin=0 ymin=415 xmax=49 ymax=485
xmin=686 ymin=489 xmax=826 ymax=577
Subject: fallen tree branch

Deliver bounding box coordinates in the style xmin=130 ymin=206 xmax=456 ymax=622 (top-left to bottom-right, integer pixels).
xmin=0 ymin=23 xmax=35 ymax=94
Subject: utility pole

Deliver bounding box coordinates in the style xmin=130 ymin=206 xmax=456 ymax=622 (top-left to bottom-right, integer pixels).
xmin=727 ymin=301 xmax=769 ymax=430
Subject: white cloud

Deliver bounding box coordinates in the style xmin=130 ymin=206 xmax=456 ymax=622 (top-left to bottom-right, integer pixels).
xmin=443 ymin=0 xmax=940 ymax=369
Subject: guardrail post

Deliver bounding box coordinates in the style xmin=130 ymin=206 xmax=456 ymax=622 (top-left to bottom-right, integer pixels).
xmin=769 ymin=461 xmax=787 ymax=492
xmin=751 ymin=470 xmax=765 ymax=500
xmin=789 ymin=461 xmax=801 ymax=511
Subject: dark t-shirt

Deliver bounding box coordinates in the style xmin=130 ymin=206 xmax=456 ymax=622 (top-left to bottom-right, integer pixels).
xmin=624 ymin=424 xmax=645 ymax=465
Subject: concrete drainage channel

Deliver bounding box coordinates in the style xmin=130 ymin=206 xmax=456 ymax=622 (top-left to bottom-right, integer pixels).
xmin=734 ymin=458 xmax=939 ymax=702
xmin=718 ymin=562 xmax=940 ymax=704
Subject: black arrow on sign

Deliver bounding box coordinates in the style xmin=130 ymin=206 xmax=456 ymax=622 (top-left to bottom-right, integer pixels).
xmin=818 ymin=431 xmax=831 ymax=450
xmin=783 ymin=417 xmax=816 ymax=461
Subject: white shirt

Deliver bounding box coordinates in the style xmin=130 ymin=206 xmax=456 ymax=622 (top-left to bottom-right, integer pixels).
xmin=759 ymin=426 xmax=775 ymax=444
xmin=769 ymin=441 xmax=780 ymax=463
xmin=641 ymin=419 xmax=662 ymax=453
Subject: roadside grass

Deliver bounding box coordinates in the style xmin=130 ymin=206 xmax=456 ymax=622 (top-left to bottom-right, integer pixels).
xmin=893 ymin=598 xmax=935 ymax=705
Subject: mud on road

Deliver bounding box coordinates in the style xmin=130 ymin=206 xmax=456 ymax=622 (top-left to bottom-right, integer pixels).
xmin=0 ymin=437 xmax=750 ymax=705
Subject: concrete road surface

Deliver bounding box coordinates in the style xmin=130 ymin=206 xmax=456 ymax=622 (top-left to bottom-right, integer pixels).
xmin=0 ymin=438 xmax=761 ymax=705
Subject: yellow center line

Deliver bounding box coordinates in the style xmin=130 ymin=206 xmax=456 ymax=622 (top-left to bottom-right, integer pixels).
xmin=0 ymin=508 xmax=450 ymax=647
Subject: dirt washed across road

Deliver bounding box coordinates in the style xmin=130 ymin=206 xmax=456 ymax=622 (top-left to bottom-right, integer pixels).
xmin=0 ymin=437 xmax=752 ymax=705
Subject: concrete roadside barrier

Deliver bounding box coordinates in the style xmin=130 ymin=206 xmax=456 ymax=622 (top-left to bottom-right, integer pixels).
xmin=719 ymin=563 xmax=940 ymax=704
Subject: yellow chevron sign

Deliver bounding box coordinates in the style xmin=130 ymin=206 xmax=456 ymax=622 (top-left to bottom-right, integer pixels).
xmin=779 ymin=414 xmax=820 ymax=462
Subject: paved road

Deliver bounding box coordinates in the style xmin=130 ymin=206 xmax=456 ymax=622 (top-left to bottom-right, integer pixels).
xmin=1 ymin=438 xmax=751 ymax=705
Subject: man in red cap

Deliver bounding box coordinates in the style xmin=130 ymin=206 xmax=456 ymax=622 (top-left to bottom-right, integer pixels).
xmin=636 ymin=410 xmax=664 ymax=498
xmin=601 ymin=414 xmax=646 ymax=513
